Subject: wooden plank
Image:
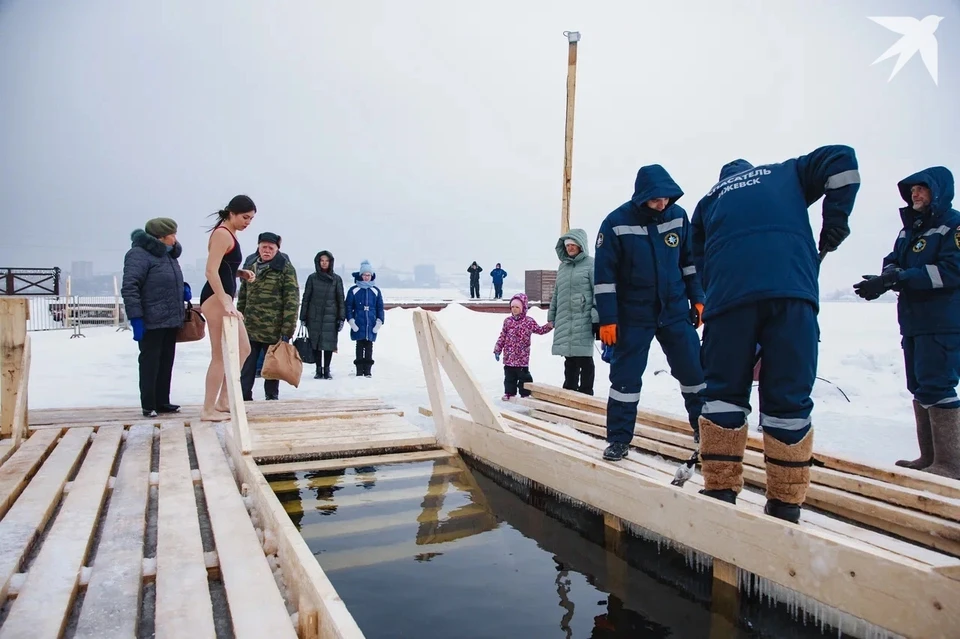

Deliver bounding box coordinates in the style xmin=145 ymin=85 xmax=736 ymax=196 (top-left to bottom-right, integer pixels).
xmin=154 ymin=423 xmax=216 ymax=639
xmin=412 ymin=310 xmax=453 ymax=449
xmin=0 ymin=298 xmax=28 ymax=439
xmin=520 ymin=397 xmax=960 ymax=523
xmin=252 ymin=434 xmax=437 ymax=459
xmin=249 ymin=409 xmax=404 ymax=424
xmin=518 ymin=403 xmax=960 ymax=557
xmin=222 ymin=316 xmax=252 ymax=454
xmin=0 ymin=426 xmax=122 ymax=639
xmin=10 ymin=335 xmax=31 ymax=447
xmin=428 ymin=312 xmax=510 ymax=434
xmin=449 ymin=412 xmax=960 ymax=639
xmin=526 ymin=382 xmax=960 ymax=500
xmin=74 ymin=424 xmax=154 ymax=639
xmin=259 ymin=449 xmax=452 ymax=475
xmin=221 ymin=430 xmax=364 ymax=639
xmin=0 ymin=428 xmax=91 ymax=603
xmin=192 ymin=423 xmax=298 ymax=639
xmin=0 ymin=430 xmax=60 ymax=519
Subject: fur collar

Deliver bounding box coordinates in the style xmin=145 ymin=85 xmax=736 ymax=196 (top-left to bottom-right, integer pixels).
xmin=131 ymin=229 xmax=182 ymax=258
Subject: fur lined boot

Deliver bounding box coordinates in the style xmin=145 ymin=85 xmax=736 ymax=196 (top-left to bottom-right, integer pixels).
xmin=697 ymin=417 xmax=749 ymax=505
xmin=763 ymin=429 xmax=814 ymax=524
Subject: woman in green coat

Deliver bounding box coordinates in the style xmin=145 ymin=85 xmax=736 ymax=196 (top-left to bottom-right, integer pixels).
xmin=548 ymin=228 xmax=600 ymax=395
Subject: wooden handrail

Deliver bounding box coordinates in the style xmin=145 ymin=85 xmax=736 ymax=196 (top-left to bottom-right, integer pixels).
xmin=0 ymin=297 xmax=29 ymax=442
xmin=221 ymin=316 xmax=252 ymax=454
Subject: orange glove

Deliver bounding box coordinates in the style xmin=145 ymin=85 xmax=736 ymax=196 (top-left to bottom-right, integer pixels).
xmin=599 ymin=324 xmax=617 ymax=346
xmin=690 ymin=303 xmax=704 ymax=328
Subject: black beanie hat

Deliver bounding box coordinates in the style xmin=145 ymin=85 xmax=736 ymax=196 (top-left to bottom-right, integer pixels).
xmin=258 ymin=232 xmax=281 ymax=247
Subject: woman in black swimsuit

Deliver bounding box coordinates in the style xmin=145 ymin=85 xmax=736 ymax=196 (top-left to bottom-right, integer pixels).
xmin=200 ymin=195 xmax=257 ymax=422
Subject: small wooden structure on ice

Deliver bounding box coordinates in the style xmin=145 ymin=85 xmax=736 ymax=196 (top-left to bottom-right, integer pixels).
xmin=0 ymin=297 xmax=957 ymax=638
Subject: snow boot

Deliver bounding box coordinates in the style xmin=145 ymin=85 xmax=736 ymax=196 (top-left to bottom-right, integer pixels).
xmin=603 ymin=442 xmax=630 ymax=461
xmin=142 ymin=409 xmax=158 ymax=418
xmin=157 ymin=404 xmax=180 ymax=414
xmin=354 ymin=360 xmax=363 ymax=377
xmin=924 ymin=406 xmax=960 ymax=479
xmin=697 ymin=417 xmax=748 ymax=505
xmin=762 ymin=429 xmax=814 ymax=524
xmin=896 ymin=400 xmax=934 ymax=470
xmin=314 ymin=363 xmax=323 ymax=380
xmin=363 ymin=359 xmax=374 ymax=378
xmin=323 ymin=367 xmax=332 ymax=380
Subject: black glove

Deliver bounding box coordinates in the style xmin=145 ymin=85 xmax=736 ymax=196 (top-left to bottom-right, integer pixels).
xmin=819 ymin=226 xmax=850 ymax=254
xmin=853 ymin=269 xmax=901 ymax=300
xmin=337 ymin=319 xmax=345 ymax=333
xmin=592 ymin=323 xmax=600 ymax=340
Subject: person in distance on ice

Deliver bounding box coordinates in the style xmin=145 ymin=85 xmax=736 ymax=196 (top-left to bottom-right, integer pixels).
xmin=346 ymin=260 xmax=385 ymax=378
xmin=594 ymin=165 xmax=706 ymax=462
xmin=237 ymin=232 xmax=300 ymax=401
xmin=467 ymin=261 xmax=483 ymax=299
xmin=490 ymin=263 xmax=507 ymax=300
xmin=691 ymin=145 xmax=860 ymax=523
xmin=853 ymin=167 xmax=960 ymax=479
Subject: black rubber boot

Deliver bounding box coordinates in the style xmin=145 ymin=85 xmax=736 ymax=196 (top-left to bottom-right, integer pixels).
xmin=699 ymin=488 xmax=738 ymax=504
xmin=603 ymin=442 xmax=630 ymax=461
xmin=764 ymin=499 xmax=801 ymax=523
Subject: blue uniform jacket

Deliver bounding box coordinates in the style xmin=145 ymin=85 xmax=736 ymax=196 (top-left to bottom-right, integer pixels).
xmin=883 ymin=167 xmax=960 ymax=336
xmin=594 ymin=165 xmax=704 ymax=328
xmin=491 ymin=268 xmax=507 ymax=285
xmin=691 ymin=145 xmax=860 ymax=320
xmin=346 ymin=274 xmax=386 ymax=342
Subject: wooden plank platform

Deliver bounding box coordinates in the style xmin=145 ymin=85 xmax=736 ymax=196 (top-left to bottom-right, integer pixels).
xmin=409 ymin=308 xmax=960 ymax=639
xmin=0 ymin=422 xmax=298 ymax=638
xmin=28 ymin=397 xmax=396 ymax=428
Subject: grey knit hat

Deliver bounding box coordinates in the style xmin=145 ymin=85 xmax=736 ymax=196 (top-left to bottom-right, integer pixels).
xmin=145 ymin=217 xmax=178 ymax=238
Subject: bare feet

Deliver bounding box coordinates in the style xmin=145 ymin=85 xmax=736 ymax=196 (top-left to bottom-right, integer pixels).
xmin=200 ymin=409 xmax=231 ymax=422
xmin=215 ymin=401 xmax=230 ymax=413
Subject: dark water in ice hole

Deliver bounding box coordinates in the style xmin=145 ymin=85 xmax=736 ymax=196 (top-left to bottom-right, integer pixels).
xmin=268 ymin=455 xmax=856 ymax=639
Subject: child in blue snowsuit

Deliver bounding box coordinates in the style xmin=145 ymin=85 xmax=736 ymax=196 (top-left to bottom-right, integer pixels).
xmin=691 ymin=145 xmax=860 ymax=523
xmin=346 ymin=260 xmax=385 ymax=377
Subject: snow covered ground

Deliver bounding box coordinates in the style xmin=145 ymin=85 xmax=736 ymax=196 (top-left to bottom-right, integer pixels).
xmin=23 ymin=301 xmax=914 ymax=467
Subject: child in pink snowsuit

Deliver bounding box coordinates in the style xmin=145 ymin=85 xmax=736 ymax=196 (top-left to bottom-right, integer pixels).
xmin=494 ymin=292 xmax=553 ymax=400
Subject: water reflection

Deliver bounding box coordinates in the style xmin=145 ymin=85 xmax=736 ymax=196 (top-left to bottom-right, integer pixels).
xmin=269 ymin=456 xmax=849 ymax=639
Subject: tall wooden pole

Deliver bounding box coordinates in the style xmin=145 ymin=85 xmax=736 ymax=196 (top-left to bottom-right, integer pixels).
xmin=560 ymin=31 xmax=580 ymax=235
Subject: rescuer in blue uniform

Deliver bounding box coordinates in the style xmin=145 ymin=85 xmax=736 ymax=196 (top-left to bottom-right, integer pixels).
xmin=690 ymin=145 xmax=860 ymax=523
xmin=594 ymin=165 xmax=705 ymax=462
xmin=854 ymin=167 xmax=960 ymax=480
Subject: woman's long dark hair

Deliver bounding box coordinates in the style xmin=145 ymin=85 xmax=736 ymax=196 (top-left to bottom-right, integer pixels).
xmin=208 ymin=194 xmax=256 ymax=231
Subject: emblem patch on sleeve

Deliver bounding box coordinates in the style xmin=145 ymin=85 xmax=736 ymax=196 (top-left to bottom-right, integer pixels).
xmin=913 ymin=238 xmax=927 ymax=253
xmin=596 ymin=233 xmax=604 ymax=249
xmin=955 ymin=232 xmax=960 ymax=250
xmin=664 ymin=232 xmax=680 ymax=248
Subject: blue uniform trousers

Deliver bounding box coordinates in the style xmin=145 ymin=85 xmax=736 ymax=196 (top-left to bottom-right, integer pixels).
xmin=606 ymin=319 xmax=704 ymax=444
xmin=700 ymin=299 xmax=818 ymax=445
xmin=903 ymin=334 xmax=960 ymax=409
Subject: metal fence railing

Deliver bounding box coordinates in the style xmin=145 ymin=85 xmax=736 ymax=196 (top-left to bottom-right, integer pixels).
xmin=27 ymin=295 xmax=129 ymax=337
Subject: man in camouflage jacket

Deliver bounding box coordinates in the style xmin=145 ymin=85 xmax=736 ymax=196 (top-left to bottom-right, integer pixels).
xmin=237 ymin=232 xmax=300 ymax=400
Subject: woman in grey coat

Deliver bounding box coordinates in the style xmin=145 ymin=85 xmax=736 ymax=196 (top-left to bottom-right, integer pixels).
xmin=547 ymin=228 xmax=599 ymax=395
xmin=301 ymin=250 xmax=345 ymax=379
xmin=121 ymin=217 xmax=188 ymax=417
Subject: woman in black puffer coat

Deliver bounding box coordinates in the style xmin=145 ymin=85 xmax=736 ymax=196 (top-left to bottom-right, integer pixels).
xmin=300 ymin=250 xmax=345 ymax=379
xmin=121 ymin=217 xmax=188 ymax=417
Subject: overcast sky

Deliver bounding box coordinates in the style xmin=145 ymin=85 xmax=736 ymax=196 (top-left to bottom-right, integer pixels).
xmin=1 ymin=0 xmax=958 ymax=291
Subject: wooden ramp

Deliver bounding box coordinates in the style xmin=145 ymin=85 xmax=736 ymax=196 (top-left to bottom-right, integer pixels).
xmin=409 ymin=308 xmax=960 ymax=639
xmin=0 ymin=422 xmax=298 ymax=639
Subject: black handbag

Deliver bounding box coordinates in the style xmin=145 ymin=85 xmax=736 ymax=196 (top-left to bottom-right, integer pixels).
xmin=293 ymin=324 xmax=315 ymax=364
